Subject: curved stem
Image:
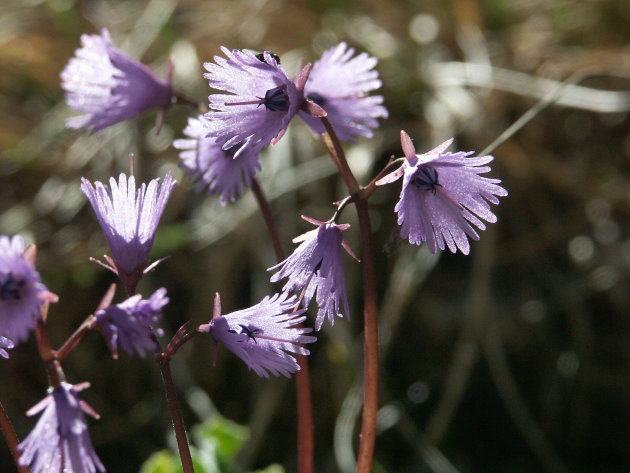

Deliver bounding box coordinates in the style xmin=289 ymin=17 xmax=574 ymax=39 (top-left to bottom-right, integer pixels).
xmin=156 ymin=355 xmax=195 ymax=473
xmin=250 ymin=178 xmax=314 ymax=473
xmin=0 ymin=398 xmax=30 ymax=473
xmin=319 ymin=117 xmax=380 ymax=473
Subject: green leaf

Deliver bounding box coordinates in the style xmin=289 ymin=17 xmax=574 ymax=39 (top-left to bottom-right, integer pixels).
xmin=193 ymin=416 xmax=249 ymax=464
xmin=139 ymin=450 xmax=179 ymax=473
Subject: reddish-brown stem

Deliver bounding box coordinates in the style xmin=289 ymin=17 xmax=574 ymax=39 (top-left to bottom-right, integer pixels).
xmin=55 ymin=316 xmax=93 ymax=361
xmin=353 ymin=198 xmax=379 ymax=473
xmin=250 ymin=177 xmax=314 ymax=473
xmin=250 ymin=179 xmax=286 ymax=263
xmin=156 ymin=355 xmax=195 ymax=473
xmin=319 ymin=117 xmax=380 ymax=473
xmin=0 ymin=398 xmax=30 ymax=473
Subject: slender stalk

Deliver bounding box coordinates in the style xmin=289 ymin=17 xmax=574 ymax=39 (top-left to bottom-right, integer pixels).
xmin=156 ymin=355 xmax=195 ymax=473
xmin=353 ymin=198 xmax=379 ymax=473
xmin=250 ymin=177 xmax=315 ymax=473
xmin=0 ymin=399 xmax=30 ymax=473
xmin=319 ymin=117 xmax=380 ymax=473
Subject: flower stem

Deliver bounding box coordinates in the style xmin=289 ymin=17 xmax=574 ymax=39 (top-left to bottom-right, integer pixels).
xmin=250 ymin=177 xmax=315 ymax=473
xmin=320 ymin=117 xmax=380 ymax=473
xmin=156 ymin=354 xmax=195 ymax=473
xmin=0 ymin=398 xmax=30 ymax=473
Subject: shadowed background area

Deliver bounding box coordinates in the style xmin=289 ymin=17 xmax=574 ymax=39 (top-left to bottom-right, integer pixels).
xmin=1 ymin=0 xmax=630 ymax=472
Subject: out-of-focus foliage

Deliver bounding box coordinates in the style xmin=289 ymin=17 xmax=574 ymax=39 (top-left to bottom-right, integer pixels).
xmin=1 ymin=0 xmax=630 ymax=472
xmin=141 ymin=415 xmax=251 ymax=473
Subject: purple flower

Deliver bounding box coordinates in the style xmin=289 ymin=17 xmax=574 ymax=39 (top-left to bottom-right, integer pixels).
xmin=203 ymin=48 xmax=306 ymax=157
xmin=19 ymin=382 xmax=105 ymax=473
xmin=269 ymin=216 xmax=357 ymax=330
xmin=174 ymin=115 xmax=261 ymax=205
xmin=81 ymin=173 xmax=176 ymax=289
xmin=0 ymin=336 xmax=14 ymax=359
xmin=61 ymin=28 xmax=172 ymax=133
xmin=93 ymin=288 xmax=168 ymax=358
xmin=0 ymin=235 xmax=56 ymax=343
xmin=379 ymin=131 xmax=507 ymax=254
xmin=298 ymin=42 xmax=388 ymax=142
xmin=200 ymin=292 xmax=316 ymax=378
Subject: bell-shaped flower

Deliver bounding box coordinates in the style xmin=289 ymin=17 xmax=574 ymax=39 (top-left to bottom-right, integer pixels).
xmin=269 ymin=216 xmax=357 ymax=330
xmin=199 ymin=292 xmax=316 ymax=378
xmin=0 ymin=235 xmax=57 ymax=343
xmin=61 ymin=28 xmax=173 ymax=133
xmin=379 ymin=131 xmax=508 ymax=254
xmin=174 ymin=115 xmax=261 ymax=205
xmin=81 ymin=173 xmax=176 ymax=293
xmin=19 ymin=382 xmax=104 ymax=473
xmin=93 ymin=288 xmax=168 ymax=358
xmin=203 ymin=48 xmax=308 ymax=157
xmin=298 ymin=42 xmax=388 ymax=142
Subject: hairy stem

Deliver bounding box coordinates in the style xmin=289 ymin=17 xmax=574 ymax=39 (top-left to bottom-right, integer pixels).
xmin=320 ymin=117 xmax=379 ymax=473
xmin=250 ymin=177 xmax=315 ymax=473
xmin=0 ymin=398 xmax=30 ymax=473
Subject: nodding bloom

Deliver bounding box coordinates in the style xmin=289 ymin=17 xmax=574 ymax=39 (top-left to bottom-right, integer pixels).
xmin=298 ymin=42 xmax=388 ymax=142
xmin=61 ymin=28 xmax=172 ymax=133
xmin=200 ymin=292 xmax=316 ymax=378
xmin=0 ymin=336 xmax=14 ymax=359
xmin=93 ymin=288 xmax=168 ymax=358
xmin=174 ymin=115 xmax=261 ymax=205
xmin=0 ymin=235 xmax=56 ymax=344
xmin=203 ymin=48 xmax=307 ymax=157
xmin=269 ymin=216 xmax=357 ymax=330
xmin=378 ymin=131 xmax=507 ymax=254
xmin=19 ymin=382 xmax=105 ymax=473
xmin=81 ymin=173 xmax=176 ymax=292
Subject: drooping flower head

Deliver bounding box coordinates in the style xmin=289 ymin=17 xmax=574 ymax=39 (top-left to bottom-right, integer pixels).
xmin=203 ymin=48 xmax=307 ymax=157
xmin=298 ymin=42 xmax=388 ymax=142
xmin=378 ymin=131 xmax=507 ymax=254
xmin=93 ymin=288 xmax=168 ymax=358
xmin=174 ymin=115 xmax=261 ymax=205
xmin=0 ymin=236 xmax=56 ymax=343
xmin=199 ymin=292 xmax=316 ymax=378
xmin=61 ymin=28 xmax=173 ymax=133
xmin=19 ymin=382 xmax=105 ymax=473
xmin=269 ymin=216 xmax=357 ymax=330
xmin=81 ymin=173 xmax=176 ymax=291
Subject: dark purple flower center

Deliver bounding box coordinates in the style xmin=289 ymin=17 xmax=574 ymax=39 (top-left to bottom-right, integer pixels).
xmin=255 ymin=51 xmax=281 ymax=65
xmin=0 ymin=273 xmax=25 ymax=301
xmin=259 ymin=86 xmax=290 ymax=112
xmin=412 ymin=166 xmax=441 ymax=194
xmin=229 ymin=324 xmax=263 ymax=343
xmin=224 ymin=145 xmax=240 ymax=159
xmin=306 ymin=93 xmax=326 ymax=107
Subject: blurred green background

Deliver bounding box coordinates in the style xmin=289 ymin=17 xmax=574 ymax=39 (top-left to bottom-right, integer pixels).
xmin=1 ymin=0 xmax=630 ymax=472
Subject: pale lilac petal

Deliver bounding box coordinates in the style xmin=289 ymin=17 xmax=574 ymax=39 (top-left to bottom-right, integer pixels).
xmin=19 ymin=383 xmax=104 ymax=473
xmin=298 ymin=42 xmax=387 ymax=141
xmin=0 ymin=235 xmax=50 ymax=343
xmin=394 ymin=135 xmax=507 ymax=254
xmin=203 ymin=48 xmax=301 ymax=156
xmin=174 ymin=115 xmax=261 ymax=204
xmin=94 ymin=288 xmax=168 ymax=358
xmin=61 ymin=28 xmax=172 ymax=132
xmin=81 ymin=173 xmax=176 ymax=275
xmin=269 ymin=219 xmax=351 ymax=330
xmin=209 ymin=293 xmax=316 ymax=378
